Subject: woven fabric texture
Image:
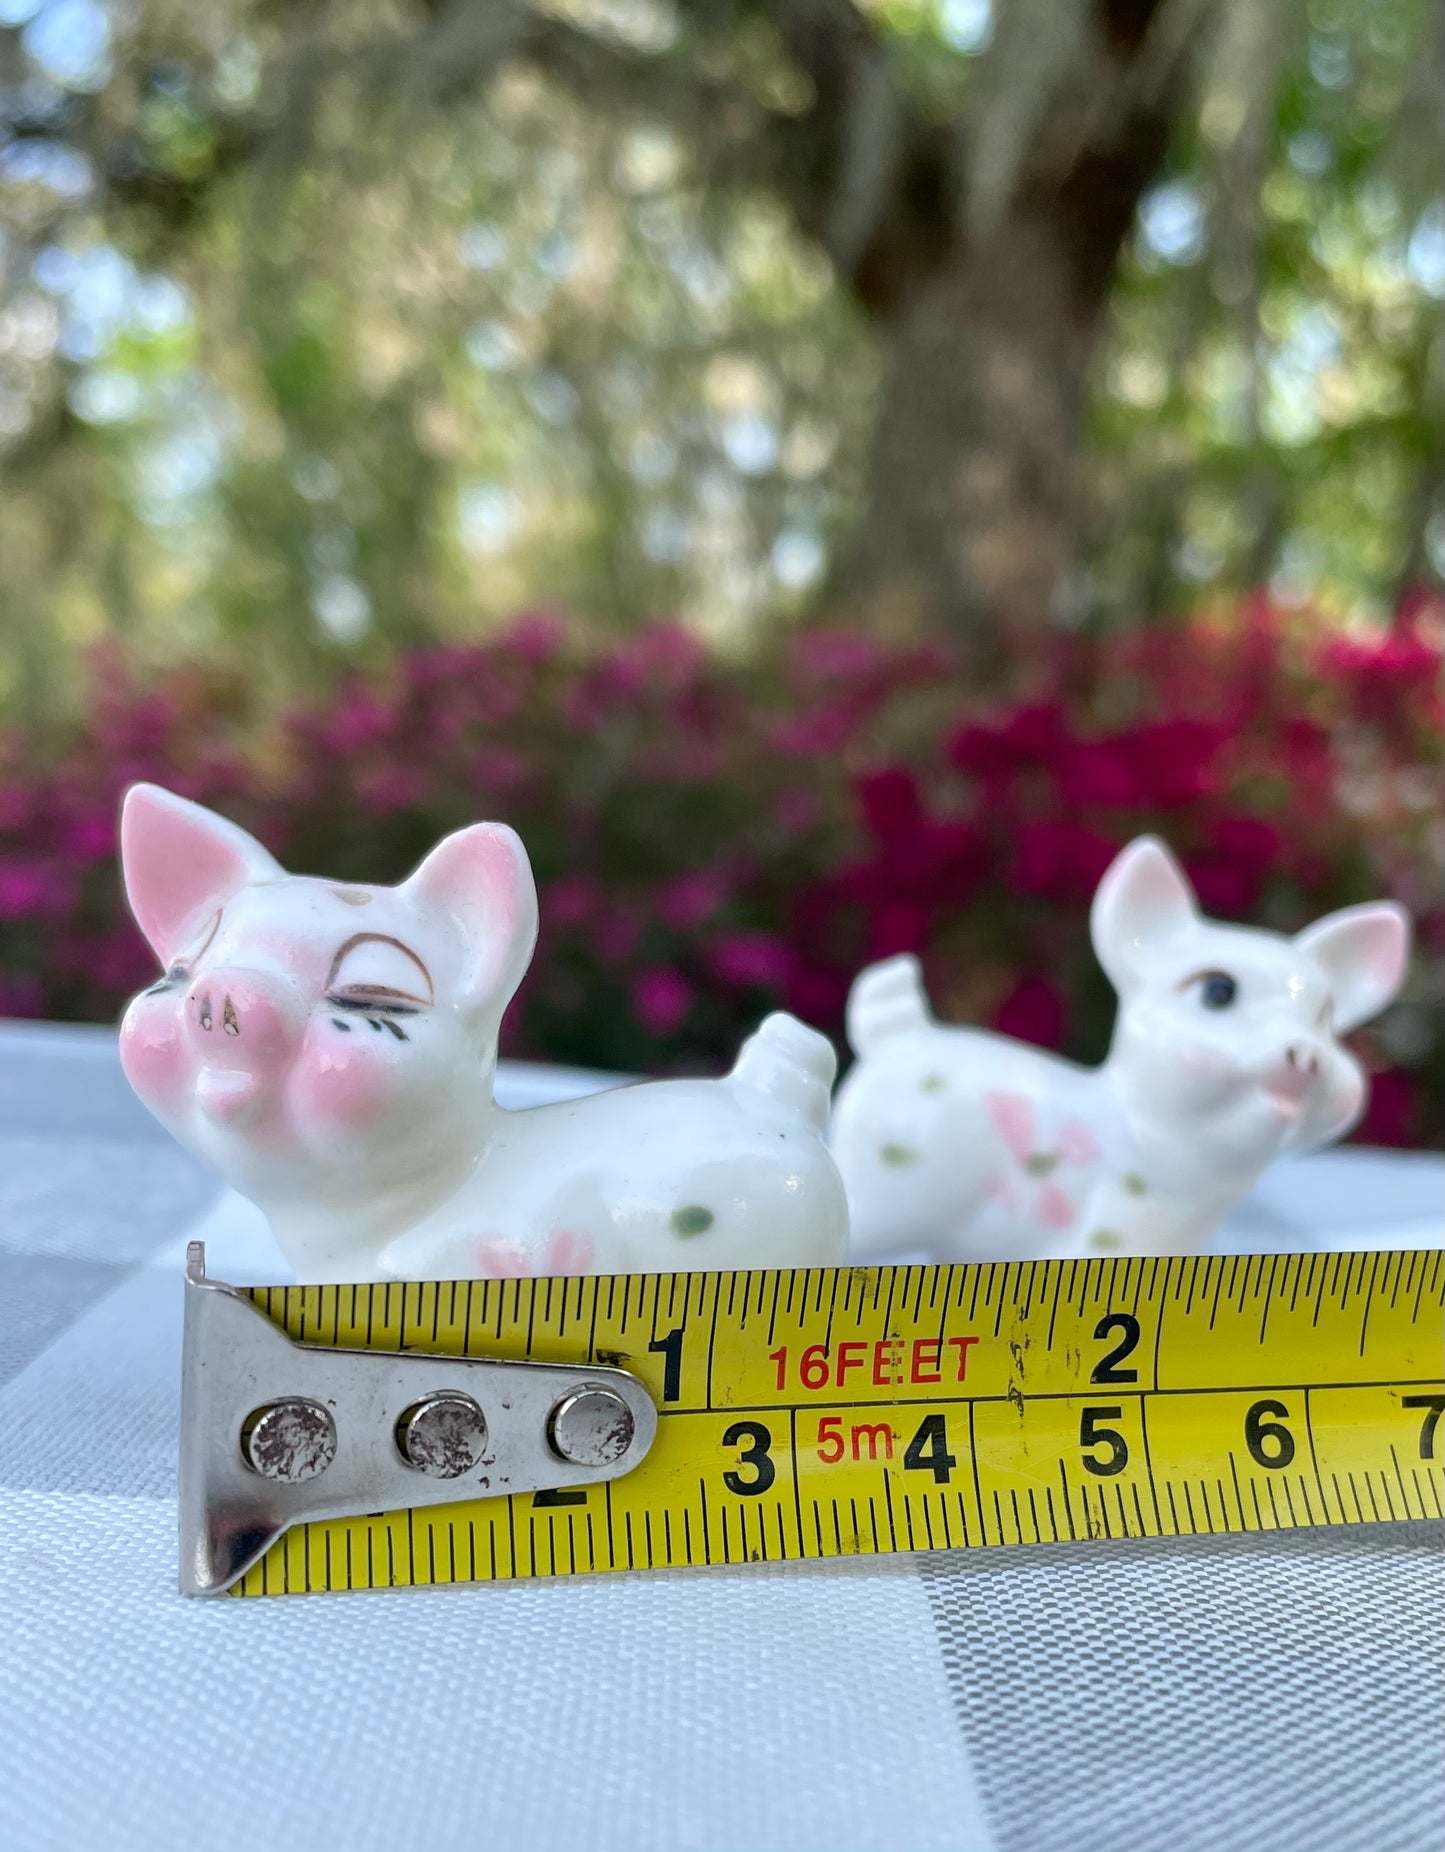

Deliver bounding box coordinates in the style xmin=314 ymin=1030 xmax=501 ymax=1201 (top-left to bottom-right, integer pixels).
xmin=0 ymin=1023 xmax=1439 ymax=1852
xmin=924 ymin=1523 xmax=1444 ymax=1852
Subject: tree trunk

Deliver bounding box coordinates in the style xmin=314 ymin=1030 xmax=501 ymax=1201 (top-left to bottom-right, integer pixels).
xmin=828 ymin=215 xmax=1094 ymax=648
xmin=407 ymin=0 xmax=1218 ymax=654
xmin=778 ymin=0 xmax=1220 ymax=653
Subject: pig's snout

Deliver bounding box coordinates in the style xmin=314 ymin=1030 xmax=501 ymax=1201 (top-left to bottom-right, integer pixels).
xmin=186 ymin=969 xmax=299 ymax=1059
xmin=1260 ymin=1039 xmax=1324 ymax=1113
xmin=185 ymin=968 xmax=303 ymax=1121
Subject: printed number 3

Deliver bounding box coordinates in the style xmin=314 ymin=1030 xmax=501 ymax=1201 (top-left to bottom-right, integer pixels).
xmin=722 ymin=1420 xmax=775 ymax=1495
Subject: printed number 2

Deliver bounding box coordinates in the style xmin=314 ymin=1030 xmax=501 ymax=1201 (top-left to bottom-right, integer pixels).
xmin=1079 ymin=1406 xmax=1128 ymax=1476
xmin=722 ymin=1420 xmax=775 ymax=1495
xmin=1090 ymin=1312 xmax=1141 ymax=1385
xmin=1402 ymin=1394 xmax=1445 ymax=1460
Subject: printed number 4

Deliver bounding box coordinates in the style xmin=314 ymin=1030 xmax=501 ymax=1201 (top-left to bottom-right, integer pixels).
xmin=902 ymin=1414 xmax=958 ymax=1485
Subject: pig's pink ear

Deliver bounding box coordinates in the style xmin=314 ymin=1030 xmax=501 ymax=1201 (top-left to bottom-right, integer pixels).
xmin=403 ymin=822 xmax=538 ymax=1015
xmin=1296 ymin=902 xmax=1410 ymax=1033
xmin=121 ymin=784 xmax=282 ymax=966
xmin=1090 ymin=836 xmax=1197 ymax=992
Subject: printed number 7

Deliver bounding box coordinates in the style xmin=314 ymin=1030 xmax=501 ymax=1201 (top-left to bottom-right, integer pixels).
xmin=1402 ymin=1394 xmax=1445 ymax=1460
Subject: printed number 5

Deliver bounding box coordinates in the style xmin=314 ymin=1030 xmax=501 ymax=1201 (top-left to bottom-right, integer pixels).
xmin=1079 ymin=1405 xmax=1128 ymax=1477
xmin=722 ymin=1420 xmax=775 ymax=1495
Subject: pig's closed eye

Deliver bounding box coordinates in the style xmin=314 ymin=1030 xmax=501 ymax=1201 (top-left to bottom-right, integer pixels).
xmin=325 ymin=989 xmax=420 ymax=1041
xmin=324 ymin=936 xmax=430 ymax=1041
xmin=141 ymin=913 xmax=219 ymax=995
xmin=1192 ymin=970 xmax=1238 ymax=1010
xmin=144 ymin=960 xmax=189 ymax=996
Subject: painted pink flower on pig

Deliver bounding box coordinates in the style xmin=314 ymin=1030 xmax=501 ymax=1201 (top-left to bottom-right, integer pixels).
xmin=118 ymin=784 xmax=847 ymax=1283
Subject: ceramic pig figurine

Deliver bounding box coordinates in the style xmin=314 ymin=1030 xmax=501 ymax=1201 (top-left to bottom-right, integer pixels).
xmin=832 ymin=837 xmax=1410 ymax=1262
xmin=118 ymin=784 xmax=847 ymax=1282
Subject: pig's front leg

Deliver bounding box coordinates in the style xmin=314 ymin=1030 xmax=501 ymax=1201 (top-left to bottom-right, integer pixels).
xmin=1074 ymin=1173 xmax=1221 ymax=1258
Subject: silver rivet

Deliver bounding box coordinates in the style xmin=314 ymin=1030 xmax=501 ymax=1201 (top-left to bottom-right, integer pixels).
xmin=241 ymin=1399 xmax=336 ymax=1483
xmin=548 ymin=1386 xmax=636 ymax=1467
xmin=395 ymin=1392 xmax=489 ymax=1479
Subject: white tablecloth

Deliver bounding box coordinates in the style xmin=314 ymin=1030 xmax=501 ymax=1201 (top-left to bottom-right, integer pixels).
xmin=0 ymin=1022 xmax=1440 ymax=1852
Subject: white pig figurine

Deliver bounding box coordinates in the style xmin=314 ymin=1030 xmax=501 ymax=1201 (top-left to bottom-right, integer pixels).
xmin=832 ymin=836 xmax=1410 ymax=1262
xmin=118 ymin=784 xmax=847 ymax=1282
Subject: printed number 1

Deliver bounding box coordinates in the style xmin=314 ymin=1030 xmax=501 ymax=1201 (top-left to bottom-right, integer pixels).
xmin=648 ymin=1327 xmax=684 ymax=1403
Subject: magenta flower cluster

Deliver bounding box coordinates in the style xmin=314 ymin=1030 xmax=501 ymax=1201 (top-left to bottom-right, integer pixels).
xmin=2 ymin=596 xmax=1439 ymax=1145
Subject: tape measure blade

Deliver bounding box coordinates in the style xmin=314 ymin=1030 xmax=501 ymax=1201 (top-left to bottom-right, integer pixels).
xmin=231 ymin=1249 xmax=1445 ymax=1594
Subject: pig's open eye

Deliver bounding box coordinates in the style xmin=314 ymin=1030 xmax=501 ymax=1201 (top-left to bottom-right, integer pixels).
xmin=1194 ymin=970 xmax=1238 ymax=1010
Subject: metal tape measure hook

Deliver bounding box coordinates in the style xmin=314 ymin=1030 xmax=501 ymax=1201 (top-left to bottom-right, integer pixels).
xmin=178 ymin=1244 xmax=658 ymax=1596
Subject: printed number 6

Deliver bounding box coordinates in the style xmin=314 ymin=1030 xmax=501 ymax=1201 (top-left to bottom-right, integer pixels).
xmin=722 ymin=1420 xmax=775 ymax=1495
xmin=1244 ymin=1399 xmax=1295 ymax=1469
xmin=1402 ymin=1394 xmax=1444 ymax=1461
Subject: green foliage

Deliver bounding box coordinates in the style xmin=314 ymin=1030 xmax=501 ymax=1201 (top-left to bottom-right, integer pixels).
xmin=1091 ymin=0 xmax=1444 ymax=627
xmin=0 ymin=0 xmax=1440 ymax=724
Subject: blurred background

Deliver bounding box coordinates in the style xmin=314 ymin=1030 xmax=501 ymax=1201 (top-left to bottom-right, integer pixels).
xmin=0 ymin=0 xmax=1440 ymax=1141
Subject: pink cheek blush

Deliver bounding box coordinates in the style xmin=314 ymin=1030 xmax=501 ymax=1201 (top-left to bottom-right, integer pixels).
xmin=119 ymin=1002 xmax=189 ymax=1111
xmin=291 ymin=1030 xmax=395 ymax=1135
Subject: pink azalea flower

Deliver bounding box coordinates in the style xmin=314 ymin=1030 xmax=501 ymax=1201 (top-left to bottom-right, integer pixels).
xmin=0 ymin=863 xmax=53 ymax=920
xmin=706 ymin=932 xmax=791 ymax=989
xmin=1352 ymin=1068 xmax=1417 ymax=1149
xmin=0 ymin=972 xmax=43 ymax=1018
xmin=994 ymin=974 xmax=1066 ymax=1051
xmin=657 ymin=870 xmax=731 ymax=930
xmin=544 ymin=875 xmax=603 ymax=928
xmin=852 ymin=770 xmax=918 ymax=844
xmin=632 ymin=967 xmax=693 ymax=1037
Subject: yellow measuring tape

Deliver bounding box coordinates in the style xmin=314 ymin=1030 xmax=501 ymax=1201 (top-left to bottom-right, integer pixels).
xmin=234 ymin=1249 xmax=1444 ymax=1596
